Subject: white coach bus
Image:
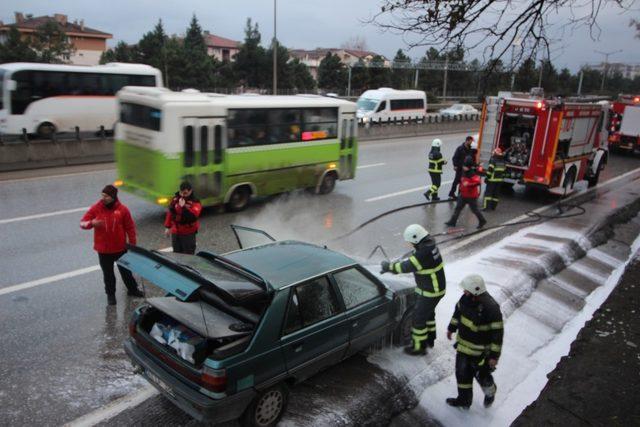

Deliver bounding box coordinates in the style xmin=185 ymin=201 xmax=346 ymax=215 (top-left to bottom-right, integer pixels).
xmin=0 ymin=62 xmax=162 ymax=136
xmin=356 ymin=88 xmax=427 ymax=124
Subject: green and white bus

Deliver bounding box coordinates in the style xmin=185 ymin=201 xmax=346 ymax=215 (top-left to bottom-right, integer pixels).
xmin=114 ymin=87 xmax=357 ymax=210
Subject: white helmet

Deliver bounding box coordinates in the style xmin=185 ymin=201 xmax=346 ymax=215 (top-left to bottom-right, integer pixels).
xmin=459 ymin=274 xmax=486 ymax=296
xmin=470 ymin=139 xmax=478 ymax=150
xmin=431 ymin=138 xmax=442 ymax=148
xmin=403 ymin=224 xmax=429 ymax=244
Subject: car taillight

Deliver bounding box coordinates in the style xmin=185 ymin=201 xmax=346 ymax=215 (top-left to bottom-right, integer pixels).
xmin=201 ymin=367 xmax=227 ymax=393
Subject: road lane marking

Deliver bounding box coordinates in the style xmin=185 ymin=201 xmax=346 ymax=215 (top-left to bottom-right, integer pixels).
xmin=0 ymin=206 xmax=89 ymax=225
xmin=64 ymin=385 xmax=158 ymax=427
xmin=357 ymin=162 xmax=386 ymax=169
xmin=0 ymin=247 xmax=172 ymax=297
xmin=365 ymin=180 xmax=453 ymax=202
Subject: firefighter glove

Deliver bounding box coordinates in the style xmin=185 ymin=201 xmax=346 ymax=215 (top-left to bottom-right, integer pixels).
xmin=380 ymin=260 xmax=391 ymax=274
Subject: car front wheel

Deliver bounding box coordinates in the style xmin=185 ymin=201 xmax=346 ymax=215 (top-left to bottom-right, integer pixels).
xmin=241 ymin=383 xmax=289 ymax=427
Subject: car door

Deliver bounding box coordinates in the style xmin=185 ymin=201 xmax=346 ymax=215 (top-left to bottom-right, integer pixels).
xmin=330 ymin=266 xmax=394 ymax=357
xmin=279 ymin=276 xmax=350 ymax=382
xmin=230 ymin=224 xmax=276 ymax=249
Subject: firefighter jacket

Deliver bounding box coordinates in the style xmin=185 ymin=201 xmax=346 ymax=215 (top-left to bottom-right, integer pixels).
xmin=80 ymin=200 xmax=136 ymax=254
xmin=389 ymin=237 xmax=446 ymax=298
xmin=428 ymin=148 xmax=446 ymax=174
xmin=164 ymin=193 xmax=202 ymax=235
xmin=460 ymin=173 xmax=482 ymax=199
xmin=448 ymin=293 xmax=503 ymax=361
xmin=452 ymin=143 xmax=473 ymax=169
xmin=486 ymin=155 xmax=506 ymax=183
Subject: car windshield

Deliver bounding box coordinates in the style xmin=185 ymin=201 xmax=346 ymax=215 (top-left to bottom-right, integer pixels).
xmin=357 ymin=98 xmax=379 ymax=111
xmin=450 ymin=104 xmax=464 ymax=110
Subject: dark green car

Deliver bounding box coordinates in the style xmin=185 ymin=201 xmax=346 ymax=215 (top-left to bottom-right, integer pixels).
xmin=119 ymin=226 xmax=415 ymax=427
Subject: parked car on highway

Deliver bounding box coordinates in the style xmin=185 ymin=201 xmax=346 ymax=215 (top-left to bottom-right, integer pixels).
xmin=119 ymin=225 xmax=415 ymax=427
xmin=439 ymin=103 xmax=479 ymax=118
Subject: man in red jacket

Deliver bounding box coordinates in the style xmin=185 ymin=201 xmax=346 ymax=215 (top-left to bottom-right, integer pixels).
xmin=80 ymin=185 xmax=142 ymax=305
xmin=445 ymin=156 xmax=487 ymax=229
xmin=164 ymin=182 xmax=202 ymax=254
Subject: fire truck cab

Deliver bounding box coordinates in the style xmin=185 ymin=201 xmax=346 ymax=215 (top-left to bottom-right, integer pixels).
xmin=477 ymin=93 xmax=609 ymax=195
xmin=608 ymin=94 xmax=640 ymax=153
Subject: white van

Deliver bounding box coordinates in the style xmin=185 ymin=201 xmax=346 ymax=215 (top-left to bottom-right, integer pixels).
xmin=356 ymin=88 xmax=427 ymax=124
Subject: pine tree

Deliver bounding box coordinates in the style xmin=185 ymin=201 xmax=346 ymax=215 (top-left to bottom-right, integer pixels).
xmin=182 ymin=14 xmax=215 ymax=88
xmin=32 ymin=21 xmax=75 ymax=63
xmin=234 ymin=18 xmax=268 ymax=88
xmin=138 ymin=20 xmax=168 ymax=80
xmin=318 ymin=52 xmax=347 ymax=93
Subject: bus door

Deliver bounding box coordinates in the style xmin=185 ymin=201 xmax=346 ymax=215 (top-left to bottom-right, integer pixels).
xmin=339 ymin=113 xmax=358 ymax=179
xmin=181 ymin=117 xmax=225 ymax=204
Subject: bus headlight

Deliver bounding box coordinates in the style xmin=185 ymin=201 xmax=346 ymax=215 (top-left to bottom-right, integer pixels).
xmin=156 ymin=197 xmax=169 ymax=205
xmin=328 ymin=163 xmax=337 ymax=169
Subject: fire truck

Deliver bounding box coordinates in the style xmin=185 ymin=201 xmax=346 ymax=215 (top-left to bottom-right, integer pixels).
xmin=607 ymin=94 xmax=640 ymax=152
xmin=477 ymin=93 xmax=609 ymax=194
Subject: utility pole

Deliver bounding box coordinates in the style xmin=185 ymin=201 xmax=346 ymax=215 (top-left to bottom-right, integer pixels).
xmin=442 ymin=57 xmax=449 ymax=101
xmin=595 ymin=49 xmax=622 ymax=92
xmin=537 ymin=59 xmax=544 ymax=88
xmin=347 ymin=66 xmax=352 ymax=97
xmin=272 ymin=0 xmax=277 ymax=95
xmin=414 ymin=68 xmax=419 ymax=89
xmin=510 ymin=37 xmax=521 ymax=91
xmin=577 ymin=69 xmax=584 ymax=95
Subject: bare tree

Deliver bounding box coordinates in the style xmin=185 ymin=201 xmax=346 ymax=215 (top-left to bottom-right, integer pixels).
xmin=369 ymin=0 xmax=634 ymax=71
xmin=341 ymin=35 xmax=369 ymax=51
xmin=631 ymin=18 xmax=640 ymax=38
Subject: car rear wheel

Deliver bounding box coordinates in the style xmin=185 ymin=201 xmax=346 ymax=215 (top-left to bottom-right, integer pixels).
xmin=37 ymin=122 xmax=56 ymax=138
xmin=241 ymin=383 xmax=288 ymax=427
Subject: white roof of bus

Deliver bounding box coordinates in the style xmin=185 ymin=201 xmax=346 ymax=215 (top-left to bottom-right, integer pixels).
xmin=118 ymin=86 xmax=357 ymax=110
xmin=0 ymin=62 xmax=160 ymax=75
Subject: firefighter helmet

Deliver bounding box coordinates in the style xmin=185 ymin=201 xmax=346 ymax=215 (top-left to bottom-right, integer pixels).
xmin=403 ymin=224 xmax=429 ymax=244
xmin=431 ymin=138 xmax=442 ymax=148
xmin=494 ymin=147 xmax=504 ymax=156
xmin=459 ymin=274 xmax=487 ymax=295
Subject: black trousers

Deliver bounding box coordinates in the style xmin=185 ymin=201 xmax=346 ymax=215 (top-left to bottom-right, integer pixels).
xmin=449 ymin=168 xmax=463 ymax=197
xmin=411 ymin=295 xmax=444 ymax=350
xmin=454 ymin=352 xmax=496 ymax=406
xmin=172 ymin=233 xmax=197 ymax=254
xmin=483 ymin=181 xmax=501 ymax=210
xmin=98 ymin=251 xmax=139 ymax=295
xmin=427 ymin=172 xmax=442 ymax=198
xmin=448 ymin=197 xmax=485 ymax=226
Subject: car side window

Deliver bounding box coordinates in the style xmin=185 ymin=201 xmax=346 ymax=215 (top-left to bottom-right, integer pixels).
xmin=332 ymin=268 xmax=383 ymax=309
xmin=284 ymin=276 xmax=340 ymax=334
xmin=376 ymin=101 xmax=386 ymax=113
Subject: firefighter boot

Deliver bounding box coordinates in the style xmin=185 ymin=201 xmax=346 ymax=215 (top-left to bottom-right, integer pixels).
xmin=107 ymin=294 xmax=117 ymax=306
xmin=483 ymin=384 xmax=497 ymax=408
xmin=423 ymin=191 xmax=431 ymax=201
xmin=477 ymin=218 xmax=487 ymax=229
xmin=404 ymin=344 xmax=427 ymax=356
xmin=446 ymin=398 xmax=470 ymax=410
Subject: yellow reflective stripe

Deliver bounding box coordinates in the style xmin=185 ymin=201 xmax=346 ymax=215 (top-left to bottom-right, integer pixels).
xmin=458 ymin=383 xmax=473 ymax=389
xmin=426 ymin=326 xmax=437 ymax=331
xmin=460 ymin=316 xmax=491 ymax=332
xmin=431 ymin=158 xmax=445 ymax=163
xmin=450 ymin=318 xmax=459 ymax=325
xmin=457 ymin=336 xmax=487 ymax=351
xmin=494 ymin=167 xmax=506 ymax=172
xmin=426 ymin=320 xmax=436 ymax=325
xmin=412 ymin=326 xmax=429 ymax=335
xmin=394 ymin=262 xmax=402 ymax=274
xmin=409 ymin=256 xmax=423 ymax=271
xmin=415 ymin=262 xmax=444 ymax=275
xmin=428 ymin=169 xmax=443 ymax=173
xmin=490 ymin=344 xmax=502 ymax=352
xmin=415 ymin=288 xmax=446 ymax=297
xmin=456 ymin=343 xmax=484 ymax=356
xmin=490 ymin=321 xmax=504 ymax=330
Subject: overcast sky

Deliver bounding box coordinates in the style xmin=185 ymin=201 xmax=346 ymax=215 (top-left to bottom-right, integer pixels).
xmin=2 ymin=0 xmax=639 ymax=72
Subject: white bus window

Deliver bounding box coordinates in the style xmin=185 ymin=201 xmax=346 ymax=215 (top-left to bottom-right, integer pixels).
xmin=200 ymin=126 xmax=208 ymax=165
xmin=214 ymin=125 xmax=222 ymax=163
xmin=184 ymin=126 xmax=194 ymax=167
xmin=120 ymin=103 xmax=161 ymax=131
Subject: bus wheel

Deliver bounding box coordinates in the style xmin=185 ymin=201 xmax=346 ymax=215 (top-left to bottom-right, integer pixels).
xmin=318 ymin=173 xmax=336 ymax=194
xmin=227 ymin=186 xmax=251 ymax=212
xmin=37 ymin=122 xmax=56 ymax=138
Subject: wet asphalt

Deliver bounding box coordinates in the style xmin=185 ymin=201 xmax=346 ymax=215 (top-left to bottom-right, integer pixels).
xmin=1 ymin=133 xmax=639 ymax=425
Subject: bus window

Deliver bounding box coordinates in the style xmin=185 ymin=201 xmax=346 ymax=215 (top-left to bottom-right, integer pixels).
xmin=200 ymin=126 xmax=208 ymax=165
xmin=376 ymin=101 xmax=386 ymax=112
xmin=302 ymin=108 xmax=338 ymax=140
xmin=214 ymin=125 xmax=222 ymax=163
xmin=184 ymin=126 xmax=194 ymax=167
xmin=120 ymin=103 xmax=161 ymax=131
xmin=341 ymin=119 xmax=347 ymax=149
xmin=0 ymin=69 xmax=4 ymax=110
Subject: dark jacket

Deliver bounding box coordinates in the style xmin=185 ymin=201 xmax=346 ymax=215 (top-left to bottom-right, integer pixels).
xmin=164 ymin=193 xmax=202 ymax=235
xmin=428 ymin=148 xmax=446 ymax=173
xmin=80 ymin=200 xmax=136 ymax=254
xmin=452 ymin=143 xmax=473 ymax=169
xmin=448 ymin=293 xmax=504 ymax=361
xmin=389 ymin=236 xmax=446 ymax=298
xmin=486 ymin=155 xmax=506 ymax=183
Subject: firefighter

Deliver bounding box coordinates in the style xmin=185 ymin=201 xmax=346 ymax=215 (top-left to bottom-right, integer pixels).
xmin=424 ymin=138 xmax=447 ymax=201
xmin=445 ymin=156 xmax=487 ymax=229
xmin=483 ymin=147 xmax=506 ymax=210
xmin=446 ymin=274 xmax=503 ymax=409
xmin=380 ymin=224 xmax=446 ymax=355
xmin=448 ymin=136 xmax=474 ymax=199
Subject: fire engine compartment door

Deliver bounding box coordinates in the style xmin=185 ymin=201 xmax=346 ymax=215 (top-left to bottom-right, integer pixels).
xmin=478 ymin=99 xmax=500 ymax=164
xmin=621 ymin=106 xmax=640 ymax=137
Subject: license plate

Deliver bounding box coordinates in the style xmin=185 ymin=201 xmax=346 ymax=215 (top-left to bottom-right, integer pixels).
xmin=145 ymin=370 xmax=175 ymax=398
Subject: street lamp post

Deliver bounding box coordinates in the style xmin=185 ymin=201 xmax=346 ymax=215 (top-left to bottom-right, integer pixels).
xmin=595 ymin=49 xmax=622 ymax=92
xmin=273 ymin=0 xmax=277 ymax=95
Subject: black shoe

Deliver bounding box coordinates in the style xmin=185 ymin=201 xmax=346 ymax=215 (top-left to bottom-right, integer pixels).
xmin=426 ymin=340 xmax=435 ymax=348
xmin=477 ymin=219 xmax=487 ymax=229
xmin=448 ymin=195 xmax=456 ymax=200
xmin=432 ymin=196 xmax=440 ymax=201
xmin=446 ymin=397 xmax=470 ymax=409
xmin=484 ymin=394 xmax=495 ymax=408
xmin=404 ymin=345 xmax=427 ymax=356
xmin=107 ymin=294 xmax=117 ymax=306
xmin=445 ymin=221 xmax=456 ymax=227
xmin=423 ymin=192 xmax=431 ymax=201
xmin=127 ymin=288 xmax=144 ymax=298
